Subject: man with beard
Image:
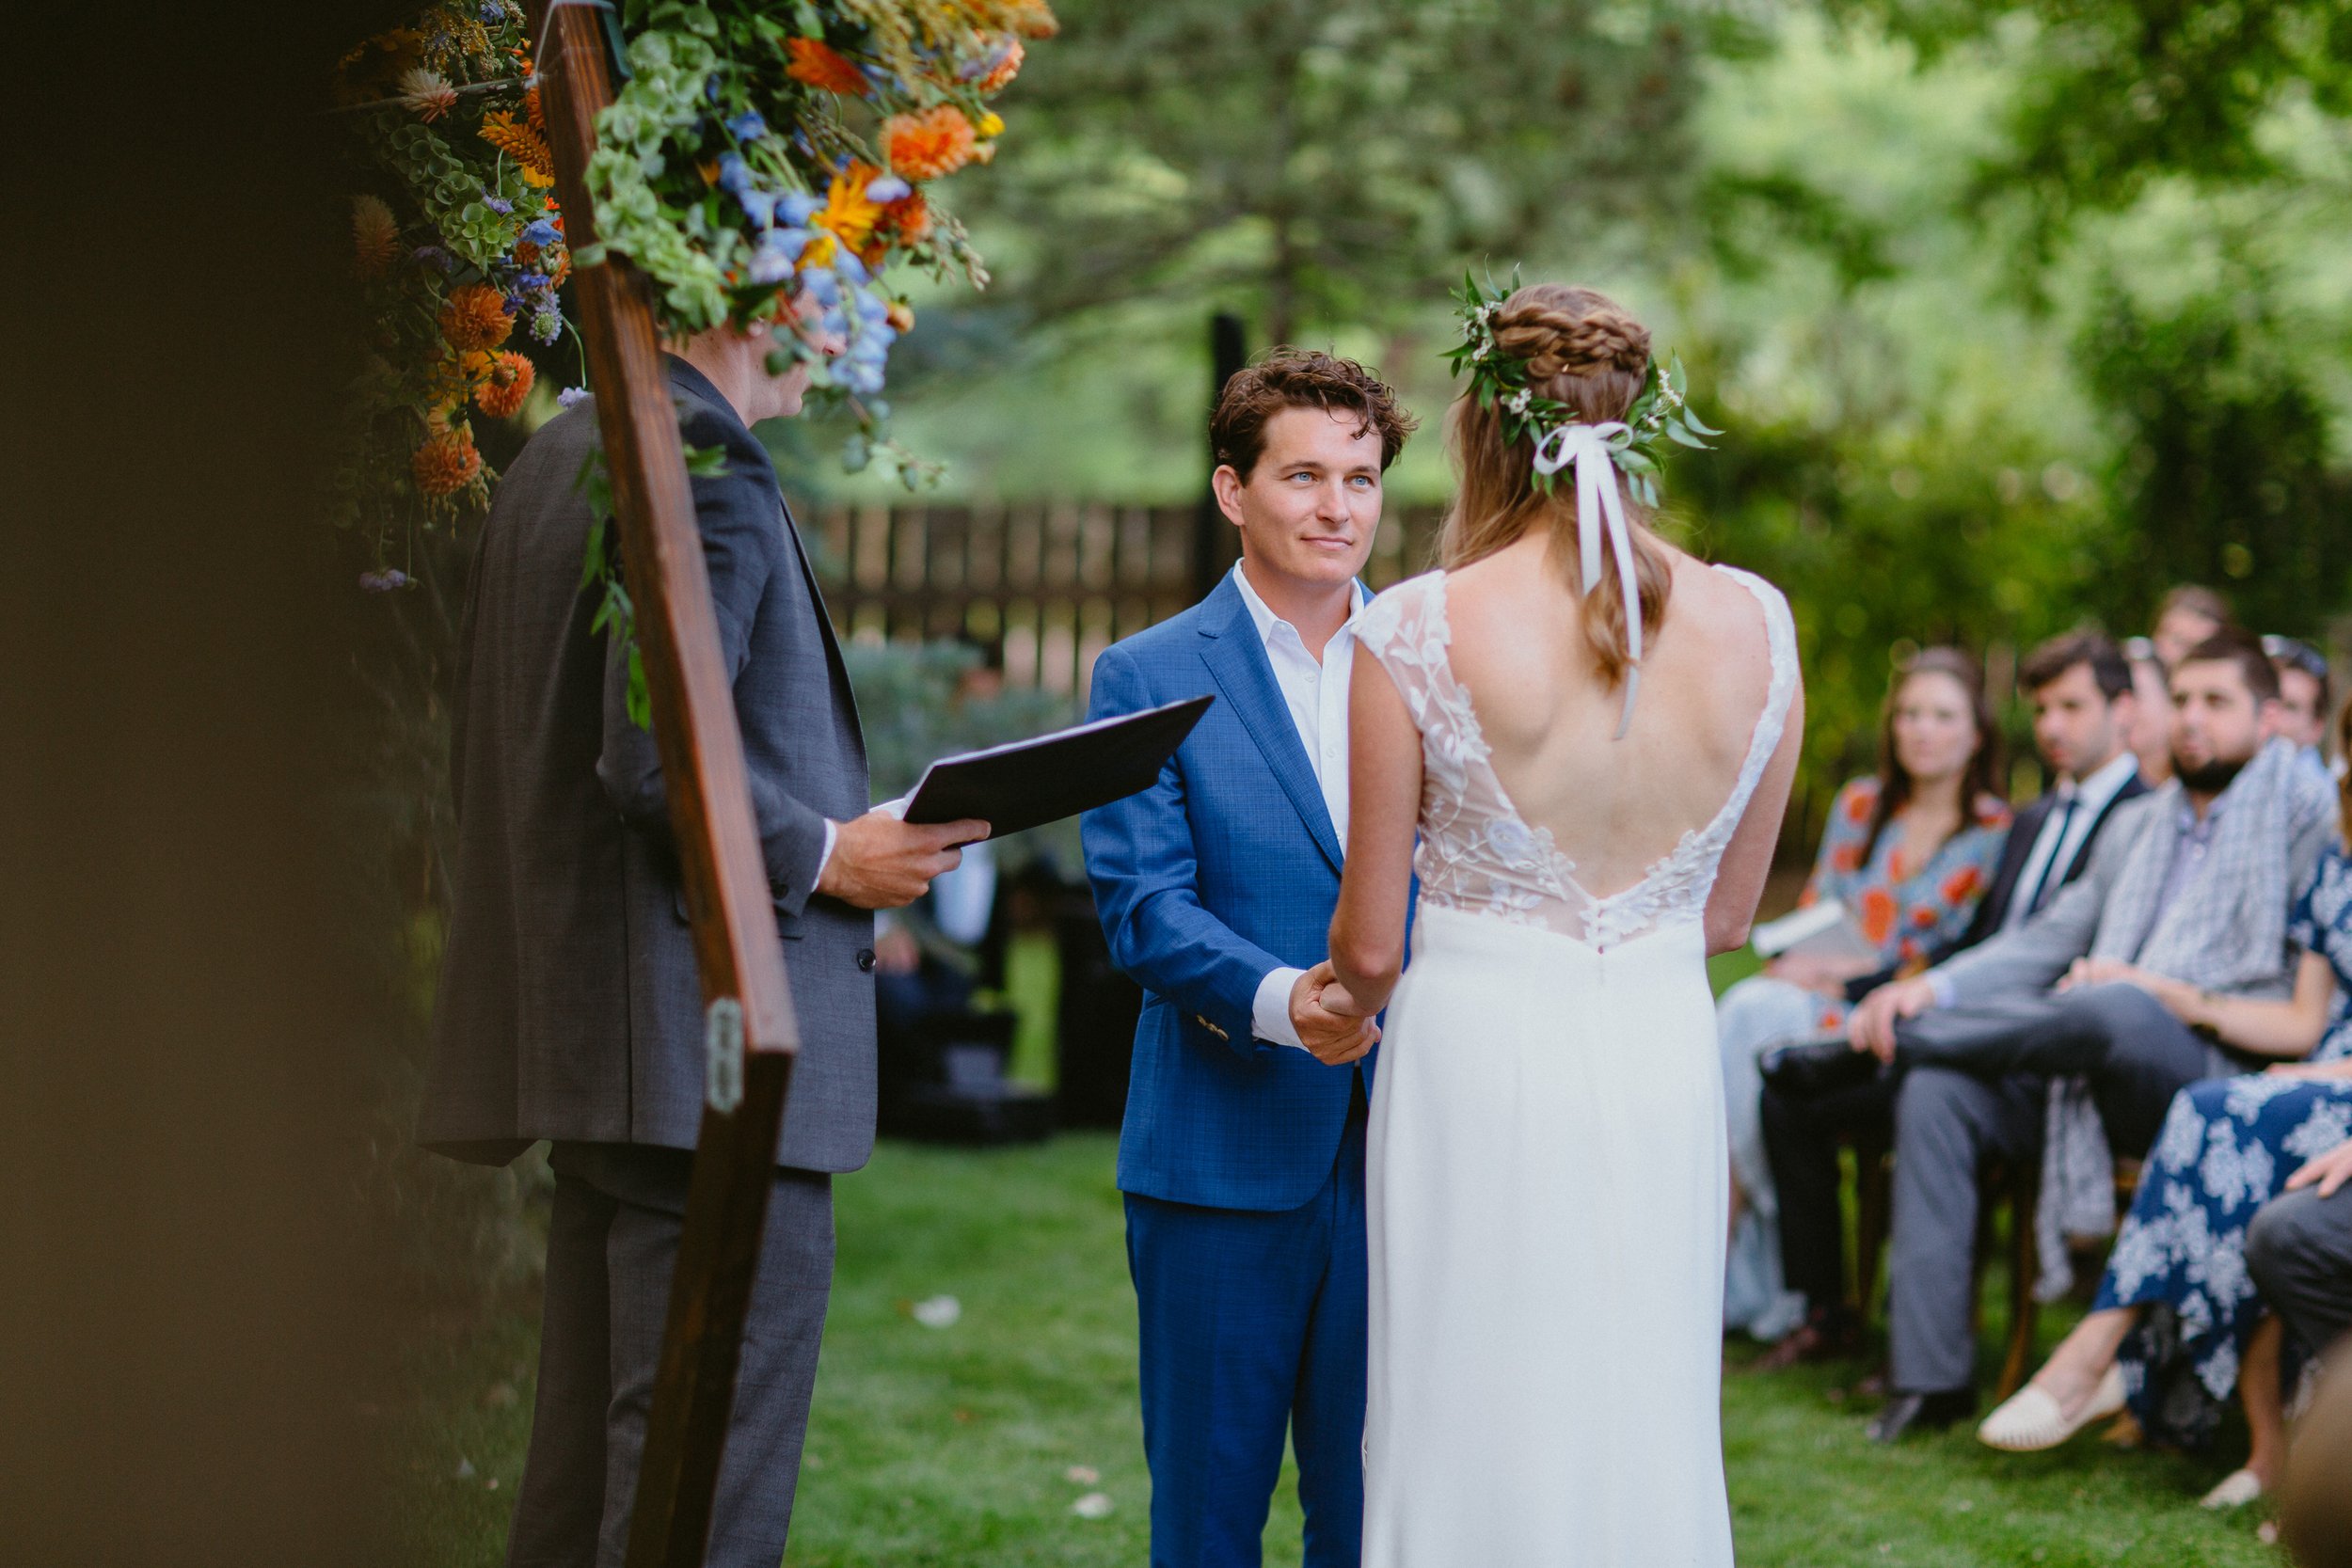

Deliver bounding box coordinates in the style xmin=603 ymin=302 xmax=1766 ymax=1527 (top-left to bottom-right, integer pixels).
xmin=1846 ymin=630 xmax=2336 ymax=1441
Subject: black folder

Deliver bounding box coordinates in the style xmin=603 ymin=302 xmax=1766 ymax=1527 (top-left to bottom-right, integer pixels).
xmin=901 ymin=695 xmax=1214 ymax=840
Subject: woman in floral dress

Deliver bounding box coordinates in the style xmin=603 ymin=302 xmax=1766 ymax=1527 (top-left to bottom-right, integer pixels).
xmin=1979 ymin=833 xmax=2352 ymax=1509
xmin=1720 ymin=648 xmax=2010 ymax=1336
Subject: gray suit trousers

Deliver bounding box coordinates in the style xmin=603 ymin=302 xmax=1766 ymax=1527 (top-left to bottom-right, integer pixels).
xmin=1888 ymin=985 xmax=2233 ymax=1393
xmin=2247 ymin=1185 xmax=2352 ymax=1363
xmin=505 ymin=1143 xmax=834 ymax=1568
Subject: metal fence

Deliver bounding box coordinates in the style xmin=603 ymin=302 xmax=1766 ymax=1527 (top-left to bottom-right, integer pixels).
xmin=800 ymin=499 xmax=1449 ymax=702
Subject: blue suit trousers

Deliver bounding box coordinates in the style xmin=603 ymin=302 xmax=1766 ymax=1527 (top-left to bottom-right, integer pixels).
xmin=1124 ymin=1089 xmax=1367 ymax=1568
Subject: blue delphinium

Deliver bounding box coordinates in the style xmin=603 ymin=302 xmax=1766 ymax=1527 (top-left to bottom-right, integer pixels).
xmin=737 ymin=189 xmax=777 ymax=230
xmin=484 ymin=195 xmax=514 ymax=215
xmin=779 ymin=191 xmax=824 ymax=227
xmin=521 ymin=216 xmax=561 ymax=247
xmin=727 ymin=111 xmax=768 ymax=142
xmin=559 ymin=386 xmax=591 ymax=409
xmin=717 ymin=153 xmax=753 ymax=197
xmin=865 ymin=175 xmax=912 ymax=204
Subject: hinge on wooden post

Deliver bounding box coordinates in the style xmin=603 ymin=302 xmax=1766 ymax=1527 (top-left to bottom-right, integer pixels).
xmin=705 ymin=997 xmax=744 ymax=1114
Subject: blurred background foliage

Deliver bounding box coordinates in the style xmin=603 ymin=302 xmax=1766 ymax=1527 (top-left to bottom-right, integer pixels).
xmin=788 ymin=0 xmax=2352 ymax=800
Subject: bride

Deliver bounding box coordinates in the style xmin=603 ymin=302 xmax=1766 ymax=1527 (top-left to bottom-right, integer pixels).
xmin=1323 ymin=280 xmax=1804 ymax=1565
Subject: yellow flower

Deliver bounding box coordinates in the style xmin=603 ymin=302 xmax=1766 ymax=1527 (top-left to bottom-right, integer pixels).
xmin=977 ymin=111 xmax=1005 ymax=138
xmin=481 ymin=110 xmax=557 ymax=188
xmin=813 ymin=162 xmax=884 ymax=255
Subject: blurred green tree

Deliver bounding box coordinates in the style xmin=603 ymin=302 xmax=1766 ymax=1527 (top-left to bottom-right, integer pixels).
xmin=965 ymin=0 xmax=1711 ymax=344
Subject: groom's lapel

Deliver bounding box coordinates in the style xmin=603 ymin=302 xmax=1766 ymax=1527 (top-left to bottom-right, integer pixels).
xmin=1197 ymin=579 xmax=1345 ymax=875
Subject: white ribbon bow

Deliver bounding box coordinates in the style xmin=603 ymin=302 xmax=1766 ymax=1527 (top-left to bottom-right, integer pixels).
xmin=1531 ymin=420 xmax=1643 ymax=739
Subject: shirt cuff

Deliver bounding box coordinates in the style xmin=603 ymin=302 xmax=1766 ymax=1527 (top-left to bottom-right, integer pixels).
xmin=815 ymin=818 xmax=839 ymax=886
xmin=1926 ymin=971 xmax=1957 ymax=1010
xmin=1253 ymin=966 xmax=1309 ymax=1049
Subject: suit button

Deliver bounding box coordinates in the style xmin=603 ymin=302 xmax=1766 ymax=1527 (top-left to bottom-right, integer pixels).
xmin=856 ymin=947 xmax=877 ymax=973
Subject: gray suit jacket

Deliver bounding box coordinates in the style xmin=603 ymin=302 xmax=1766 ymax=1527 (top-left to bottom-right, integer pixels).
xmin=420 ymin=357 xmax=876 ymax=1173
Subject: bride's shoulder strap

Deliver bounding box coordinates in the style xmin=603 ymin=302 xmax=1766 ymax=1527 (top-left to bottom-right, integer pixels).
xmin=1353 ymin=569 xmax=1448 ymax=661
xmin=1708 ymin=562 xmax=1800 ymax=769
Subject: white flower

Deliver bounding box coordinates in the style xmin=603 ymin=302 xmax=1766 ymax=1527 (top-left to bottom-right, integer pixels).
xmin=2198 ymin=1121 xmax=2276 ymax=1213
xmin=912 ymin=1294 xmax=961 ymax=1328
xmin=2154 ymin=1097 xmax=2207 ymax=1171
xmin=2282 ymin=1097 xmax=2352 ymax=1160
xmin=2224 ymin=1074 xmax=2300 ymax=1122
xmin=1486 ymin=817 xmax=1536 ymax=863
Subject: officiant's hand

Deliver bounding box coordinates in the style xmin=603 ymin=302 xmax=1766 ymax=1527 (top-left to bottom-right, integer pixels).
xmin=818 ymin=811 xmax=990 ymax=911
xmin=1848 ymin=975 xmax=1935 ymax=1063
xmin=1292 ymin=961 xmax=1379 ymax=1065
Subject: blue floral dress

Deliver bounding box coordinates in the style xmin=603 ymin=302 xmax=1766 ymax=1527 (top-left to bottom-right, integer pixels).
xmin=2099 ymin=841 xmax=2352 ymax=1446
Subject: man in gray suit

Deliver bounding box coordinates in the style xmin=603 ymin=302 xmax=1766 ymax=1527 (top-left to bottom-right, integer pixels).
xmin=2248 ymin=1132 xmax=2352 ymax=1370
xmin=421 ymin=319 xmax=983 ymax=1567
xmin=1848 ymin=631 xmax=2336 ymax=1440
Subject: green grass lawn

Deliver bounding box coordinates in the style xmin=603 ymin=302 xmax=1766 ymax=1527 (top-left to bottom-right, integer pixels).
xmin=396 ymin=1132 xmax=2285 ymax=1567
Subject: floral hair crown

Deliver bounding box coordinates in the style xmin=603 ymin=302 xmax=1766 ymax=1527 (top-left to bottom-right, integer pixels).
xmin=1442 ymin=271 xmax=1718 ymax=505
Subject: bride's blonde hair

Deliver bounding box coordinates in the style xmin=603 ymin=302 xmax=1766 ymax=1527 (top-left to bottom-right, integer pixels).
xmin=1439 ymin=283 xmax=1673 ymax=687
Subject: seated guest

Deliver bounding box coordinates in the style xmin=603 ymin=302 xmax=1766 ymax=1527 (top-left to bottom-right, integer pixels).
xmin=2266 ymin=634 xmax=2333 ymax=786
xmin=1719 ymin=648 xmax=2009 ymax=1339
xmin=2249 ymin=1132 xmax=2352 ymax=1402
xmin=2153 ymin=582 xmax=2235 ymax=669
xmin=1755 ymin=632 xmax=2145 ymax=1366
xmin=1978 ymin=828 xmax=2352 ymax=1505
xmin=1844 ymin=630 xmax=2337 ymax=1440
xmin=2123 ymin=637 xmax=2176 ymax=785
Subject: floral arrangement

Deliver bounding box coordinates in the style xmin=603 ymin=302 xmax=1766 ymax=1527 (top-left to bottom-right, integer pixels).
xmin=335 ymin=0 xmax=1054 ymax=594
xmin=581 ymin=0 xmax=1057 ymax=484
xmin=1446 ymin=272 xmax=1719 ymax=507
xmin=335 ymin=1 xmax=576 ymax=589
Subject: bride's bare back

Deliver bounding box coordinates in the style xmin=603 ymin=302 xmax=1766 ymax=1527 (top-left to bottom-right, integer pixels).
xmin=1443 ymin=531 xmax=1780 ymax=898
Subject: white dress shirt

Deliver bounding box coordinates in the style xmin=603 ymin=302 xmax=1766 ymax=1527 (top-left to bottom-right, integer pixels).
xmin=1231 ymin=562 xmax=1366 ymax=1050
xmin=1998 ymin=749 xmax=2143 ymax=934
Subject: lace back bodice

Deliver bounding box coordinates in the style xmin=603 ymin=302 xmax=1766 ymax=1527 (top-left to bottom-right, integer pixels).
xmin=1352 ymin=565 xmax=1798 ymax=949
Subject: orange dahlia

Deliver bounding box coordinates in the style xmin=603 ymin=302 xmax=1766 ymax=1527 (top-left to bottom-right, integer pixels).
xmin=975 ymin=37 xmax=1025 ymax=92
xmin=787 ymin=37 xmax=867 ymax=95
xmin=352 ymin=195 xmax=400 ymax=276
xmin=473 ymin=353 xmax=535 ymax=419
xmin=884 ymin=104 xmax=977 ymax=181
xmin=438 ymin=284 xmax=514 ymax=352
xmin=412 ymin=428 xmax=483 ymax=497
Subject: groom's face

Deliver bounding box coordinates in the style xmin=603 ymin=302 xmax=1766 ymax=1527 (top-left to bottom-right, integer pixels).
xmin=1214 ymin=406 xmax=1385 ymax=592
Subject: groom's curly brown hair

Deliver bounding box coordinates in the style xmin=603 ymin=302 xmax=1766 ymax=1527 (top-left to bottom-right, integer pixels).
xmin=1210 ymin=349 xmax=1418 ymax=480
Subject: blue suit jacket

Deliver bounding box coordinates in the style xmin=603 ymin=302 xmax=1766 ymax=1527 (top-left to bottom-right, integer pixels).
xmin=1082 ymin=572 xmax=1371 ymax=1212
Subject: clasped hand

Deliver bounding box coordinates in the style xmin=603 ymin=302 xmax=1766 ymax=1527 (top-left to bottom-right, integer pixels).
xmin=1290 ymin=960 xmax=1379 ymax=1066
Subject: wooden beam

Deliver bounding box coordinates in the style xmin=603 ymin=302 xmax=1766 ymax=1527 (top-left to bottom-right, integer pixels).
xmin=528 ymin=7 xmax=803 ymax=1564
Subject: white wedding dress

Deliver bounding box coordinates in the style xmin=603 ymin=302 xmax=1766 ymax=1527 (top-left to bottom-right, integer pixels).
xmin=1351 ymin=565 xmax=1797 ymax=1567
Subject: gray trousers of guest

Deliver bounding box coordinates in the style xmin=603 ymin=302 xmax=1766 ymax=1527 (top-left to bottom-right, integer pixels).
xmin=504 ymin=1142 xmax=835 ymax=1568
xmin=1887 ymin=984 xmax=2228 ymax=1394
xmin=2247 ymin=1184 xmax=2352 ymax=1363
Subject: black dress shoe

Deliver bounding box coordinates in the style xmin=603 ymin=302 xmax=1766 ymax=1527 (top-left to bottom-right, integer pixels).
xmin=1866 ymin=1387 xmax=1976 ymax=1444
xmin=1760 ymin=1037 xmax=1883 ymax=1098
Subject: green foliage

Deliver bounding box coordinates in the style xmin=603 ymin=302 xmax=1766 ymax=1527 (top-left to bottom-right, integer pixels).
xmin=963 ymin=0 xmax=1712 ymax=345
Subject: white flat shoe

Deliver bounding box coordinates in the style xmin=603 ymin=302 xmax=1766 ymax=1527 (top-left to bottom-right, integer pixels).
xmin=1977 ymin=1363 xmax=2127 ymax=1451
xmin=2200 ymin=1469 xmax=2264 ymax=1510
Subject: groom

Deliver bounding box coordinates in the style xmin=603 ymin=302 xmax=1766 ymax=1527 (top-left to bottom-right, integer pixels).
xmin=1083 ymin=350 xmax=1415 ymax=1567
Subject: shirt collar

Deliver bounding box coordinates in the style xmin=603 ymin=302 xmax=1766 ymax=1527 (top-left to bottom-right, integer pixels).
xmin=1231 ymin=562 xmax=1366 ymax=654
xmin=2071 ymin=750 xmax=2140 ymax=813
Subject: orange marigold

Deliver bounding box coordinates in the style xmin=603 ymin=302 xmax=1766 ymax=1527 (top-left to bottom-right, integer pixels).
xmin=884 ymin=104 xmax=977 ymax=181
xmin=438 ymin=283 xmax=514 ymax=352
xmin=786 ymin=37 xmax=867 ymax=95
xmin=412 ymin=429 xmax=483 ymax=497
xmin=481 ymin=110 xmax=557 ymax=188
xmin=975 ymin=37 xmax=1025 ymax=93
xmin=880 ymin=191 xmax=932 ymax=244
xmin=473 ymin=353 xmax=535 ymax=419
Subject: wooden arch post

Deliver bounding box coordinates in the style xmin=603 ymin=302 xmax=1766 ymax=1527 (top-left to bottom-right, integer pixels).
xmin=528 ymin=6 xmax=803 ymax=1563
